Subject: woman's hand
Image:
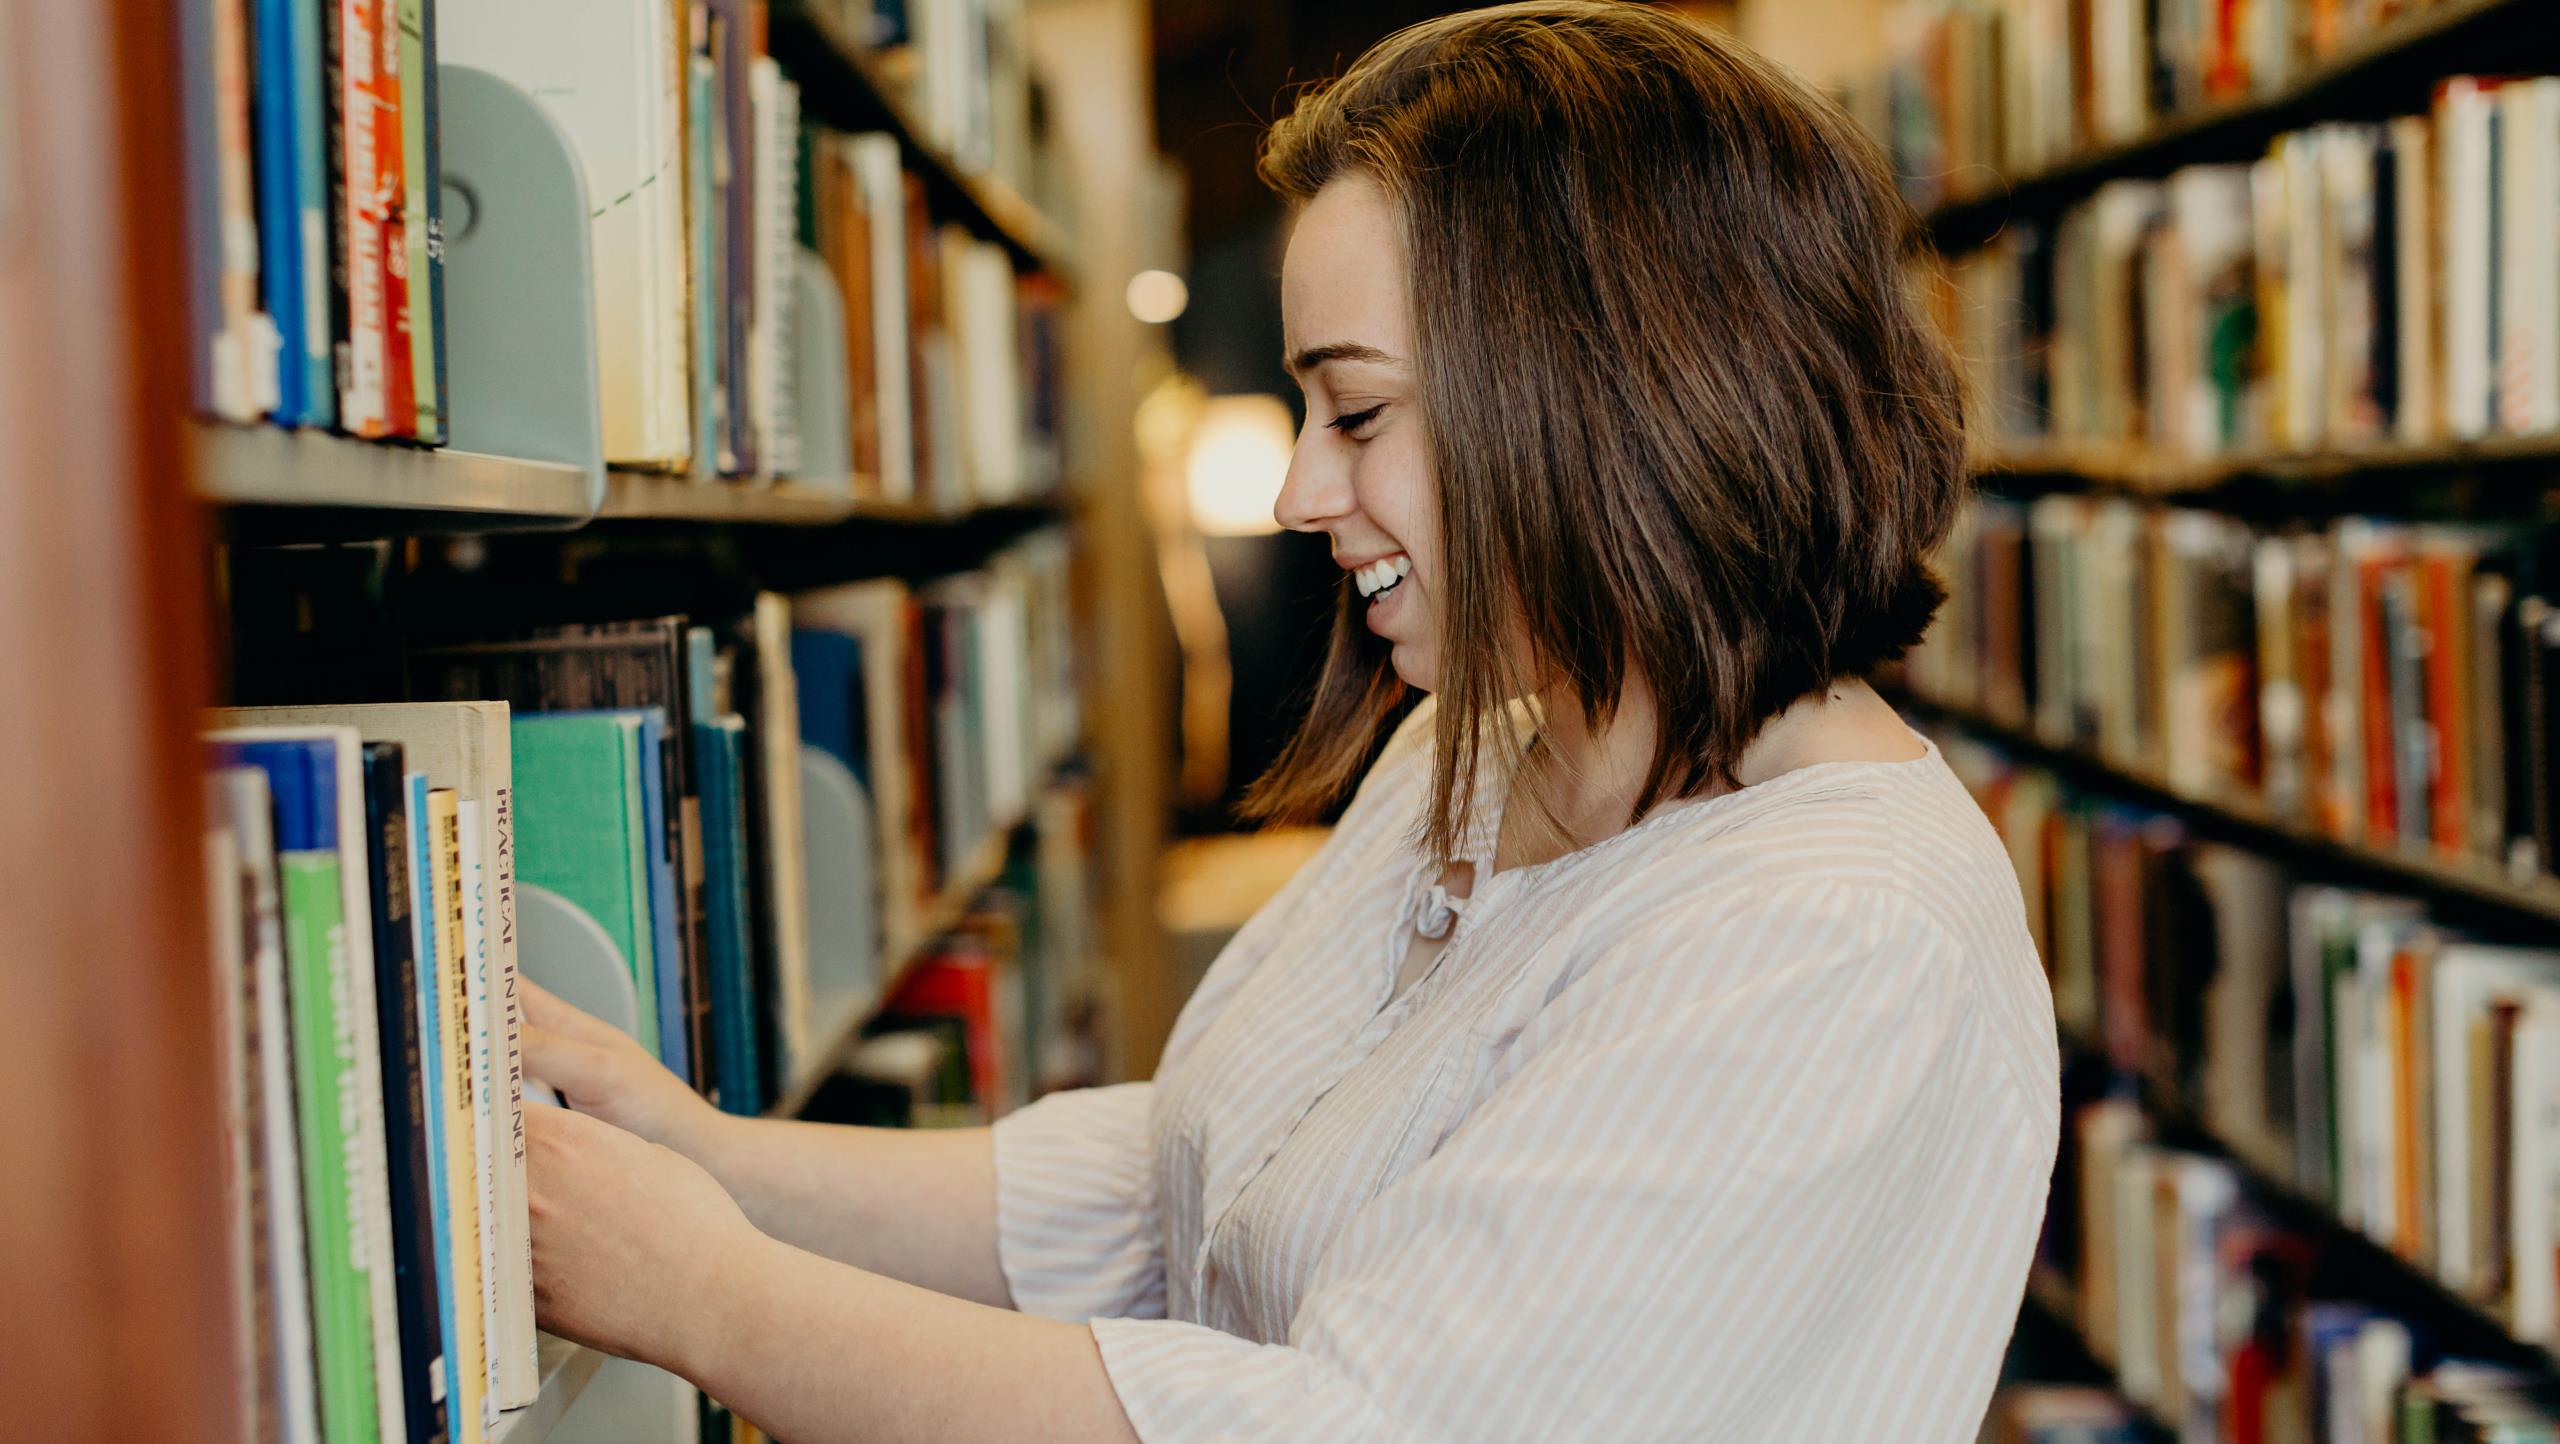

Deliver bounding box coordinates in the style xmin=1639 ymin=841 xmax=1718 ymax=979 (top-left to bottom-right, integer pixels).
xmin=524 ymin=1100 xmax=767 ymax=1370
xmin=520 ymin=978 xmax=725 ymax=1160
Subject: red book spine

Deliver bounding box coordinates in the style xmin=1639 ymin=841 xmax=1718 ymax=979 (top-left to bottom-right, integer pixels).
xmin=2422 ymin=554 xmax=2467 ymax=856
xmin=377 ymin=1 xmax=414 ymax=438
xmin=336 ymin=0 xmax=388 ymax=435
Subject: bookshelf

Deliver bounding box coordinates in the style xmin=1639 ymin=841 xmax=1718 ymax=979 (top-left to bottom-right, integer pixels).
xmin=767 ymin=1 xmax=1078 ymax=280
xmin=487 ymin=1337 xmax=605 ymax=1444
xmin=1980 ymin=435 xmax=2560 ymax=500
xmin=764 ymin=763 xmax=1083 ymax=1121
xmin=1890 ymin=692 xmax=2560 ymax=934
xmin=1924 ymin=0 xmax=2544 ymax=251
xmin=2055 ymin=1031 xmax=2560 ymax=1377
xmin=2009 ymin=1273 xmax=2175 ymax=1440
xmin=3 ymin=0 xmax=1176 ymax=1437
xmin=195 ymin=422 xmax=600 ymax=530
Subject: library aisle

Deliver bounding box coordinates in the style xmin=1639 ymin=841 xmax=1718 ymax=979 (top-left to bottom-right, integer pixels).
xmin=10 ymin=0 xmax=2560 ymax=1441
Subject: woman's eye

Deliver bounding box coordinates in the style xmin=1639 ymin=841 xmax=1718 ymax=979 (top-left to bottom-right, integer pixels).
xmin=1326 ymin=404 xmax=1386 ymax=437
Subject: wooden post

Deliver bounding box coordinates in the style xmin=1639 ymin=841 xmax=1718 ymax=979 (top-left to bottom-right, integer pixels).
xmin=0 ymin=1 xmax=237 ymax=1439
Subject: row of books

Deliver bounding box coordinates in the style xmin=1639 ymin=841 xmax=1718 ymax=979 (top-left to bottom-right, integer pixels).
xmin=1909 ymin=495 xmax=2560 ymax=879
xmin=180 ymin=0 xmax=451 ymax=438
xmin=2051 ymin=1097 xmax=2560 ymax=1440
xmin=803 ymin=127 xmax=1067 ymax=509
xmin=1932 ymin=734 xmax=2560 ymax=1351
xmin=207 ymin=530 xmax=1087 ymax=1442
xmin=1867 ymin=0 xmax=2477 ymax=212
xmin=183 ymin=0 xmax=1066 ymax=506
xmin=1941 ymin=77 xmax=2560 ymax=458
xmin=205 ymin=715 xmax=536 ymax=1444
xmin=811 ymin=0 xmax=1041 ymax=193
xmin=234 ymin=527 xmax=1081 ymax=1107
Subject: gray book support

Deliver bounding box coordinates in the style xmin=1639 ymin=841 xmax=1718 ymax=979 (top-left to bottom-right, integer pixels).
xmin=791 ymin=248 xmax=854 ymax=497
xmin=437 ymin=64 xmax=607 ymax=518
xmin=797 ymin=744 xmax=884 ymax=1082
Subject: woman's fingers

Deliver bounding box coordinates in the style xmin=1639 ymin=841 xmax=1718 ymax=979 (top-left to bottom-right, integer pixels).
xmin=521 ymin=1021 xmax=618 ymax=1108
xmin=519 ymin=977 xmax=622 ymax=1048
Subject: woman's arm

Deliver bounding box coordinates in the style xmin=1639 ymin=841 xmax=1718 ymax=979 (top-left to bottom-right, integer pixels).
xmin=520 ymin=980 xmax=1012 ymax=1306
xmin=528 ymin=1102 xmax=1138 ymax=1444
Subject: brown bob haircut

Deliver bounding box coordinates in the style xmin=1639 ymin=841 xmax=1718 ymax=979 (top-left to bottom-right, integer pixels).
xmin=1242 ymin=0 xmax=1965 ymax=862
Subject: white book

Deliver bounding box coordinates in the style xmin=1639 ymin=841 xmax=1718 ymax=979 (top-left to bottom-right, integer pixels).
xmin=214 ymin=768 xmax=325 ymax=1444
xmin=2438 ymin=78 xmax=2500 ymax=440
xmin=2496 ymin=79 xmax=2560 ymax=435
xmin=213 ymin=724 xmax=409 ymax=1444
xmin=458 ymin=801 xmax=506 ymax=1415
xmin=2354 ymin=1318 xmax=2412 ymax=1444
xmin=952 ymin=235 xmax=1023 ymax=500
xmin=439 ymin=0 xmax=692 ymax=466
xmin=2512 ymin=987 xmax=2560 ymax=1343
xmin=848 ymin=134 xmax=916 ymax=500
xmin=2279 ymin=131 xmax=2329 ymax=451
xmin=2112 ymin=1147 xmax=2162 ymax=1408
xmin=2428 ymin=946 xmax=2560 ymax=1296
xmin=750 ymin=58 xmax=801 ymax=480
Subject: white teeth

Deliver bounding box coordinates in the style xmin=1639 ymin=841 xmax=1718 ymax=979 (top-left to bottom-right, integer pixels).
xmin=1352 ymin=554 xmax=1410 ymax=599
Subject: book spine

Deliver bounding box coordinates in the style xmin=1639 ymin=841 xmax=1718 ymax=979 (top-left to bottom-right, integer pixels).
xmin=331 ymin=0 xmax=389 ymax=435
xmin=365 ymin=747 xmax=448 ymax=1444
xmin=406 ymin=775 xmax=464 ymax=1444
xmin=430 ymin=793 xmax=491 ymax=1444
xmin=488 ymin=754 xmax=539 ymax=1405
xmin=456 ymin=800 xmax=505 ymax=1420
xmin=413 ymin=0 xmax=447 ymax=442
xmin=378 ymin=0 xmax=416 ymax=440
xmin=278 ymin=844 xmax=385 ymax=1444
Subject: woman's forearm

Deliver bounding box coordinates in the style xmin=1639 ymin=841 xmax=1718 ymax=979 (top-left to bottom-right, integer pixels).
xmin=678 ymin=1233 xmax=1139 ymax=1444
xmin=688 ymin=1117 xmax=1014 ymax=1308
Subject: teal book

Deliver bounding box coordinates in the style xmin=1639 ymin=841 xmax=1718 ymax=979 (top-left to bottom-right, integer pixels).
xmin=511 ymin=713 xmax=659 ymax=1052
xmin=215 ymin=735 xmax=382 ymax=1444
xmin=696 ymin=716 xmax=761 ymax=1114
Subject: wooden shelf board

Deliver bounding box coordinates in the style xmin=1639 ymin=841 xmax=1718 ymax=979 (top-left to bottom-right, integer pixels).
xmin=193 ymin=422 xmax=597 ymax=528
xmin=768 ymin=3 xmax=1078 ymax=281
xmin=489 ymin=1335 xmax=605 ymax=1444
xmin=597 ymin=471 xmax=862 ymax=524
xmin=1980 ymin=434 xmax=2560 ymax=496
xmin=1926 ymin=0 xmax=2532 ymax=250
xmin=1893 ymin=692 xmax=2560 ymax=933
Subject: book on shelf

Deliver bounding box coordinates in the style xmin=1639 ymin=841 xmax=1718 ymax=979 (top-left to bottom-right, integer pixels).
xmin=216 ymin=700 xmax=538 ymax=1413
xmin=1914 ymin=495 xmax=2560 ymax=884
xmin=1939 ymin=75 xmax=2560 ymax=466
xmin=1933 ymin=729 xmax=2560 ymax=1362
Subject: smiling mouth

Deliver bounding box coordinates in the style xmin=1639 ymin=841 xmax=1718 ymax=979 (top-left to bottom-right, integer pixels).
xmin=1352 ymin=553 xmax=1411 ymax=600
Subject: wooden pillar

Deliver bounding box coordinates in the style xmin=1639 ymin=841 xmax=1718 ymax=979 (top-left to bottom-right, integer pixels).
xmin=0 ymin=1 xmax=237 ymax=1438
xmin=1027 ymin=0 xmax=1185 ymax=1078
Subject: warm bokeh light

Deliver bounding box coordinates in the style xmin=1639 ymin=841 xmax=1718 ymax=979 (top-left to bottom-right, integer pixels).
xmin=1125 ymin=268 xmax=1190 ymax=324
xmin=1183 ymin=393 xmax=1294 ymax=537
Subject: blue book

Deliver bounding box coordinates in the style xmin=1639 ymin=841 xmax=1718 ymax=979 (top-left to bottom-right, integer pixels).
xmin=790 ymin=629 xmax=872 ymax=785
xmin=251 ymin=0 xmax=332 ymax=426
xmin=404 ymin=771 xmax=461 ymax=1444
xmin=631 ymin=709 xmax=690 ymax=1082
xmin=695 ymin=717 xmax=762 ymax=1115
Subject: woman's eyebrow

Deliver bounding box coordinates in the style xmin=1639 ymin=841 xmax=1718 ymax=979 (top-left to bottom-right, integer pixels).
xmin=1284 ymin=340 xmax=1405 ymax=377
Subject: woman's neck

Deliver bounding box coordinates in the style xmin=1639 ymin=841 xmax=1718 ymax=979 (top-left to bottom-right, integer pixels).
xmin=1499 ymin=675 xmax=1922 ymax=871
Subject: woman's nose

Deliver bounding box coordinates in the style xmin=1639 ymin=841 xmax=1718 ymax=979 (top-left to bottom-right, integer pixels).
xmin=1271 ymin=433 xmax=1352 ymax=533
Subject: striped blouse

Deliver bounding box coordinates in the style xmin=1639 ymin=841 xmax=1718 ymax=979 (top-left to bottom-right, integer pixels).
xmin=994 ymin=699 xmax=2060 ymax=1441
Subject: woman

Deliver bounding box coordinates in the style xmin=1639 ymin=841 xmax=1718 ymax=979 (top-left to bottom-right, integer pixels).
xmin=522 ymin=4 xmax=2060 ymax=1439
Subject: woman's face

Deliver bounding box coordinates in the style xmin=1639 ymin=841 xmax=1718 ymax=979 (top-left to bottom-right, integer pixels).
xmin=1274 ymin=172 xmax=1442 ymax=692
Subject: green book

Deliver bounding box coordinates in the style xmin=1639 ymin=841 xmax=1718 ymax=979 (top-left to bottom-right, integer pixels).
xmin=512 ymin=713 xmax=659 ymax=1051
xmin=214 ymin=736 xmax=384 ymax=1444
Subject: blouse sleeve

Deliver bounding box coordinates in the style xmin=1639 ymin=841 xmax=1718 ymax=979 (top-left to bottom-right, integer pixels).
xmin=992 ymin=1081 xmax=1168 ymax=1320
xmin=1082 ymin=882 xmax=2055 ymax=1443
